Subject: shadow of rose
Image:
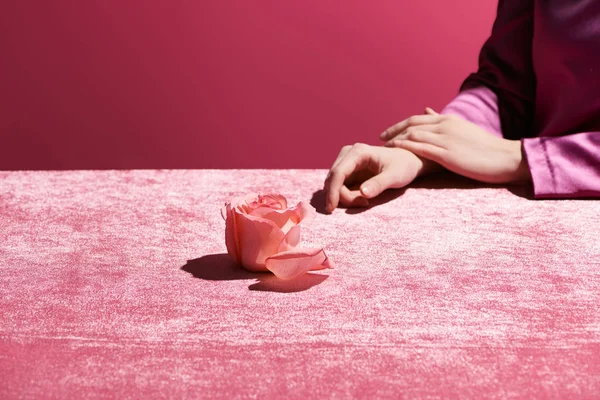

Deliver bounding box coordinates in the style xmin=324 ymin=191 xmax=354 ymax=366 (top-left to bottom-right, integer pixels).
xmin=248 ymin=273 xmax=328 ymax=293
xmin=181 ymin=253 xmax=329 ymax=293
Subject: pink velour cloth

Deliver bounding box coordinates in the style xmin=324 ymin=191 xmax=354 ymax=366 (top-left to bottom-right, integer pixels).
xmin=2 ymin=170 xmax=600 ymax=398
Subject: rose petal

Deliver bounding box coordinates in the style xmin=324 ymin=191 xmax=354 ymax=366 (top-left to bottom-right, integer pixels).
xmin=249 ymin=201 xmax=316 ymax=234
xmin=293 ymin=201 xmax=316 ymax=224
xmin=248 ymin=206 xmax=282 ymax=219
xmin=250 ymin=207 xmax=298 ymax=234
xmin=226 ymin=193 xmax=255 ymax=214
xmin=243 ymin=193 xmax=287 ymax=214
xmin=236 ymin=212 xmax=285 ymax=272
xmin=223 ymin=203 xmax=241 ymax=263
xmin=265 ymin=248 xmax=333 ymax=280
xmin=279 ymin=225 xmax=301 ymax=253
xmin=229 ymin=194 xmax=251 ymax=206
xmin=259 ymin=194 xmax=287 ymax=210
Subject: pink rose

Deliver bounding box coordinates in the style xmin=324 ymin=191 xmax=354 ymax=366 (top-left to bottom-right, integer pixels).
xmin=221 ymin=193 xmax=333 ymax=280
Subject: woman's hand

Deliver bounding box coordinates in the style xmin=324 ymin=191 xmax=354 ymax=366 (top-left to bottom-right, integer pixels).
xmin=380 ymin=108 xmax=531 ymax=184
xmin=323 ymin=143 xmax=438 ymax=213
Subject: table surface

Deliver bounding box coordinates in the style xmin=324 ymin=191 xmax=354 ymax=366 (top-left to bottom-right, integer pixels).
xmin=2 ymin=169 xmax=600 ymax=399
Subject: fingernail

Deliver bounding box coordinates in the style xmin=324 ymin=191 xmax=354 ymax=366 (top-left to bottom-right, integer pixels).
xmin=379 ymin=132 xmax=386 ymax=140
xmin=360 ymin=185 xmax=370 ymax=197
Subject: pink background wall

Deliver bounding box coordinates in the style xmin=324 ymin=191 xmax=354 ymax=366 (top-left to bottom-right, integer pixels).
xmin=1 ymin=1 xmax=496 ymax=170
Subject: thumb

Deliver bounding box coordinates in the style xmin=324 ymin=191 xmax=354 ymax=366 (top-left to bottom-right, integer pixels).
xmin=425 ymin=107 xmax=439 ymax=116
xmin=359 ymin=170 xmax=398 ymax=199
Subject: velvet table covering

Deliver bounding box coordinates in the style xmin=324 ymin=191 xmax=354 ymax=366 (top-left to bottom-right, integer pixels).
xmin=1 ymin=170 xmax=600 ymax=398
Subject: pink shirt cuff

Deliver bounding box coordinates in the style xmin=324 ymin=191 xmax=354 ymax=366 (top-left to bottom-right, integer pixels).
xmin=521 ymin=138 xmax=555 ymax=198
xmin=523 ymin=134 xmax=600 ymax=198
xmin=441 ymin=86 xmax=503 ymax=138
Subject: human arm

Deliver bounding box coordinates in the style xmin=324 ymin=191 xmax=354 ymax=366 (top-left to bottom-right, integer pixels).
xmin=378 ymin=0 xmax=536 ymax=185
xmin=385 ymin=110 xmax=531 ymax=184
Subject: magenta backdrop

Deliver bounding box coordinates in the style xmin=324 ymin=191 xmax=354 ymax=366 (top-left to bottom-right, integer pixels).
xmin=1 ymin=1 xmax=496 ymax=170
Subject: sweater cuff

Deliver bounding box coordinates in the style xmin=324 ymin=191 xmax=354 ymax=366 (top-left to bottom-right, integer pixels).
xmin=522 ymin=137 xmax=555 ymax=198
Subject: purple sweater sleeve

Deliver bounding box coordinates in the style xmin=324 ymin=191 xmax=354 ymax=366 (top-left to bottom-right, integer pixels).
xmin=442 ymin=1 xmax=600 ymax=198
xmin=456 ymin=0 xmax=536 ymax=141
xmin=442 ymin=0 xmax=536 ymax=139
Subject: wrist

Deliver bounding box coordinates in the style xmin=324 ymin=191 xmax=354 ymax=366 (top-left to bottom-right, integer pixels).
xmin=417 ymin=157 xmax=444 ymax=177
xmin=507 ymin=140 xmax=532 ymax=183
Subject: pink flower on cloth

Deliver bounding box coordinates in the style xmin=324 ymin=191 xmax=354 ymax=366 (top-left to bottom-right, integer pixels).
xmin=221 ymin=193 xmax=333 ymax=280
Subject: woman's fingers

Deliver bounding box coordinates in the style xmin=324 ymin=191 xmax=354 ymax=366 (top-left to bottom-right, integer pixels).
xmin=384 ymin=125 xmax=442 ymax=147
xmin=380 ymin=114 xmax=442 ymax=141
xmin=392 ymin=139 xmax=446 ymax=164
xmin=359 ymin=169 xmax=398 ymax=199
xmin=323 ymin=145 xmax=352 ymax=211
xmin=425 ymin=107 xmax=439 ymax=115
xmin=339 ymin=186 xmax=369 ymax=207
xmin=324 ymin=143 xmax=371 ymax=213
